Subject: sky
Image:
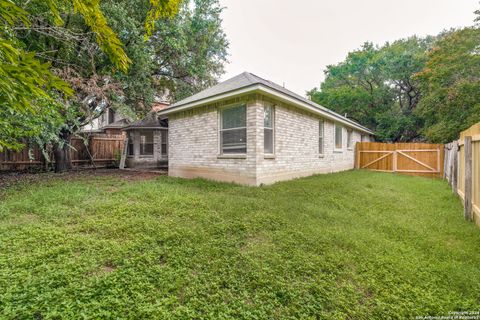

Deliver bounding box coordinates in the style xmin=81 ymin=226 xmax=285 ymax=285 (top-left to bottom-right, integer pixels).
xmin=218 ymin=0 xmax=478 ymax=96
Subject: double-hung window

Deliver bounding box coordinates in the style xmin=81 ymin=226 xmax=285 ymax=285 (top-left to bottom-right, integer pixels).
xmin=335 ymin=124 xmax=343 ymax=151
xmin=127 ymin=132 xmax=134 ymax=156
xmin=347 ymin=129 xmax=353 ymax=149
xmin=319 ymin=120 xmax=324 ymax=155
xmin=264 ymin=104 xmax=274 ymax=154
xmin=161 ymin=131 xmax=168 ymax=157
xmin=139 ymin=130 xmax=154 ymax=156
xmin=220 ymin=104 xmax=247 ymax=154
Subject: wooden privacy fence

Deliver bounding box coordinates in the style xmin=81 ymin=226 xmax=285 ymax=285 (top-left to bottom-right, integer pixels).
xmin=356 ymin=142 xmax=444 ymax=178
xmin=0 ymin=134 xmax=125 ymax=172
xmin=445 ymin=123 xmax=480 ymax=226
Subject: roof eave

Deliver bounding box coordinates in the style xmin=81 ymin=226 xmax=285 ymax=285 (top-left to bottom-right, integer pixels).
xmin=159 ymin=85 xmax=374 ymax=135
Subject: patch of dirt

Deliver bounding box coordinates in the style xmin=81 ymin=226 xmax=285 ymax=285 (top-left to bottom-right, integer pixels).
xmin=0 ymin=169 xmax=166 ymax=195
xmin=102 ymin=265 xmax=116 ymax=273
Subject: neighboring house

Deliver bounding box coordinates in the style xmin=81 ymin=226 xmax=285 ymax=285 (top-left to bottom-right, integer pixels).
xmin=81 ymin=101 xmax=170 ymax=135
xmin=122 ymin=112 xmax=168 ymax=169
xmin=81 ymin=107 xmax=129 ymax=135
xmin=158 ymin=72 xmax=374 ymax=186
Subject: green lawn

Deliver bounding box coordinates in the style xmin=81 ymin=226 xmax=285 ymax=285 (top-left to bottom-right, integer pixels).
xmin=0 ymin=170 xmax=479 ymax=319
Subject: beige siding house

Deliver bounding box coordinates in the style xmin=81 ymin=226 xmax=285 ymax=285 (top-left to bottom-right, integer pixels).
xmin=159 ymin=72 xmax=373 ymax=186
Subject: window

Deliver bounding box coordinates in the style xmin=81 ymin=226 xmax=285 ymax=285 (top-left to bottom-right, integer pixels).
xmin=139 ymin=130 xmax=154 ymax=156
xmin=220 ymin=105 xmax=247 ymax=154
xmin=347 ymin=129 xmax=353 ymax=149
xmin=319 ymin=120 xmax=324 ymax=155
xmin=161 ymin=131 xmax=168 ymax=157
xmin=335 ymin=124 xmax=343 ymax=150
xmin=108 ymin=108 xmax=115 ymax=124
xmin=127 ymin=132 xmax=134 ymax=156
xmin=264 ymin=104 xmax=274 ymax=154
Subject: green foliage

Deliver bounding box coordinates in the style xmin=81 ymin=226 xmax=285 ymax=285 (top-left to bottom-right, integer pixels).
xmin=0 ymin=171 xmax=479 ymax=318
xmin=415 ymin=27 xmax=480 ymax=143
xmin=1 ymin=0 xmax=183 ymax=152
xmin=308 ymin=38 xmax=433 ymax=142
xmin=309 ymin=9 xmax=480 ymax=143
xmin=0 ymin=0 xmax=72 ymax=150
xmin=150 ymin=0 xmax=229 ymax=100
xmin=144 ymin=0 xmax=181 ymax=39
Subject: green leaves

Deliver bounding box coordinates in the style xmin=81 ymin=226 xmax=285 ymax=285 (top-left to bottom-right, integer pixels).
xmin=1 ymin=0 xmax=184 ymax=152
xmin=144 ymin=0 xmax=181 ymax=40
xmin=416 ymin=27 xmax=480 ymax=143
xmin=72 ymin=0 xmax=131 ymax=72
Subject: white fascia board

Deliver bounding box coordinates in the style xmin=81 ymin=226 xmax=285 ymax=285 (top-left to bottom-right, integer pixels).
xmin=159 ymin=84 xmax=374 ymax=135
xmin=257 ymin=86 xmax=374 ymax=135
xmin=158 ymin=85 xmax=262 ymax=116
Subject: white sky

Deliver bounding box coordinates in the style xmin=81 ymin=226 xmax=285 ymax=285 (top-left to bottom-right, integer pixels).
xmin=219 ymin=0 xmax=478 ymax=96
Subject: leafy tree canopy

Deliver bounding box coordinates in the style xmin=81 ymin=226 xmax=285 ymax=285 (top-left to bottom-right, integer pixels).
xmin=415 ymin=27 xmax=480 ymax=143
xmin=308 ymin=37 xmax=434 ymax=142
xmin=309 ymin=7 xmax=479 ymax=143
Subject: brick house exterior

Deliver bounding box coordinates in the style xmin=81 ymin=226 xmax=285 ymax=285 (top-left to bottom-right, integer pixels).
xmin=160 ymin=72 xmax=374 ymax=185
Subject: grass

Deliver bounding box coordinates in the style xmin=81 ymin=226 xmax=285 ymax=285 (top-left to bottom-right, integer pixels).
xmin=0 ymin=170 xmax=479 ymax=319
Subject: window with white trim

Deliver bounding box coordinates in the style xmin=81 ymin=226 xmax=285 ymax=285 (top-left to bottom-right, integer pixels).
xmin=264 ymin=104 xmax=274 ymax=154
xmin=127 ymin=132 xmax=134 ymax=156
xmin=139 ymin=130 xmax=154 ymax=156
xmin=347 ymin=129 xmax=353 ymax=149
xmin=220 ymin=104 xmax=247 ymax=154
xmin=335 ymin=124 xmax=343 ymax=150
xmin=161 ymin=131 xmax=168 ymax=157
xmin=319 ymin=120 xmax=324 ymax=155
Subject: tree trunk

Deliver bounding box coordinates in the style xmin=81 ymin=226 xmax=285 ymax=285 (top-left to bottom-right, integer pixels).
xmin=53 ymin=130 xmax=72 ymax=172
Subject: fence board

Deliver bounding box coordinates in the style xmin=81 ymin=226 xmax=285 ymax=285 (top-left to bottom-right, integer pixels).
xmin=356 ymin=142 xmax=444 ymax=178
xmin=0 ymin=134 xmax=125 ymax=172
xmin=445 ymin=122 xmax=480 ymax=226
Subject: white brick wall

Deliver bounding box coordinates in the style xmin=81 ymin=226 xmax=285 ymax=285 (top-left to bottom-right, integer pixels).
xmin=255 ymin=96 xmax=361 ymax=184
xmin=168 ymin=94 xmax=369 ymax=185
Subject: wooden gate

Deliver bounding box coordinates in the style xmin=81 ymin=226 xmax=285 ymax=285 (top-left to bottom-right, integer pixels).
xmin=356 ymin=142 xmax=444 ymax=178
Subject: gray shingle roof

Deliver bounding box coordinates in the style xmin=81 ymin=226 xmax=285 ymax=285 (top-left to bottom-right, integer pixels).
xmin=166 ymin=72 xmax=373 ymax=134
xmin=123 ymin=112 xmax=168 ymax=130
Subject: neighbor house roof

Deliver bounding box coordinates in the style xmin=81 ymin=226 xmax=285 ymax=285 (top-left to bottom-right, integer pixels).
xmin=159 ymin=72 xmax=374 ymax=135
xmin=122 ymin=112 xmax=168 ymax=130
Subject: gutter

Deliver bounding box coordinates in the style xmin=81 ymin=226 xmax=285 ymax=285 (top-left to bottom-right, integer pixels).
xmin=159 ymin=85 xmax=374 ymax=135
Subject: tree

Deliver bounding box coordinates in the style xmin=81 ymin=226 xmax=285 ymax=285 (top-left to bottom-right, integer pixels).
xmin=2 ymin=0 xmax=181 ymax=170
xmin=415 ymin=27 xmax=480 ymax=143
xmin=307 ymin=37 xmax=434 ymax=142
xmin=150 ymin=0 xmax=229 ymax=100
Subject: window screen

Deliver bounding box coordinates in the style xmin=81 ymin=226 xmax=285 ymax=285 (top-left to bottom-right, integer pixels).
xmin=347 ymin=129 xmax=353 ymax=149
xmin=140 ymin=131 xmax=154 ymax=156
xmin=220 ymin=105 xmax=247 ymax=154
xmin=319 ymin=120 xmax=324 ymax=154
xmin=161 ymin=131 xmax=168 ymax=156
xmin=127 ymin=132 xmax=134 ymax=156
xmin=335 ymin=124 xmax=343 ymax=150
xmin=264 ymin=104 xmax=274 ymax=154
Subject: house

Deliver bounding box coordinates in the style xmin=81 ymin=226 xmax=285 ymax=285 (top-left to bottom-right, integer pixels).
xmin=122 ymin=112 xmax=168 ymax=169
xmin=81 ymin=107 xmax=129 ymax=135
xmin=157 ymin=72 xmax=374 ymax=186
xmin=81 ymin=101 xmax=170 ymax=135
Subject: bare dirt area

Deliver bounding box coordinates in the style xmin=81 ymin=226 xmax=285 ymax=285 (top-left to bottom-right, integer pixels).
xmin=0 ymin=169 xmax=166 ymax=195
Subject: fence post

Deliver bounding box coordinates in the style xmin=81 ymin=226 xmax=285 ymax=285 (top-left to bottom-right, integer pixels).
xmin=355 ymin=142 xmax=361 ymax=169
xmin=392 ymin=150 xmax=397 ymax=173
xmin=464 ymin=136 xmax=473 ymax=221
xmin=451 ymin=141 xmax=458 ymax=194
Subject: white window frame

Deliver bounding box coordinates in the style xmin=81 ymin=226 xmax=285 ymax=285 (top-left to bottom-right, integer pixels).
xmin=334 ymin=124 xmax=343 ymax=152
xmin=218 ymin=103 xmax=247 ymax=156
xmin=160 ymin=130 xmax=168 ymax=158
xmin=139 ymin=130 xmax=154 ymax=157
xmin=264 ymin=104 xmax=275 ymax=156
xmin=347 ymin=129 xmax=354 ymax=150
xmin=319 ymin=120 xmax=324 ymax=157
xmin=127 ymin=131 xmax=135 ymax=157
